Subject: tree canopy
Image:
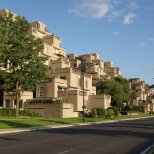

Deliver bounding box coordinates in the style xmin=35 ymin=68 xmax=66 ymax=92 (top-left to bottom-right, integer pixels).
xmin=150 ymin=84 xmax=154 ymax=88
xmin=96 ymin=77 xmax=132 ymax=109
xmin=0 ymin=12 xmax=48 ymax=116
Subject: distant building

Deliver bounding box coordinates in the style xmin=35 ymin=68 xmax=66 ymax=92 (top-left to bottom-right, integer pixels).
xmin=129 ymin=78 xmax=154 ymax=112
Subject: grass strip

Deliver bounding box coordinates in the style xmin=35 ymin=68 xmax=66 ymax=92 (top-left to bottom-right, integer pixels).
xmin=0 ymin=114 xmax=154 ymax=129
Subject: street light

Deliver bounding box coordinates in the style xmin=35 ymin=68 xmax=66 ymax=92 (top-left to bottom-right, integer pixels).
xmin=80 ymin=64 xmax=86 ymax=123
xmin=82 ymin=71 xmax=86 ymax=123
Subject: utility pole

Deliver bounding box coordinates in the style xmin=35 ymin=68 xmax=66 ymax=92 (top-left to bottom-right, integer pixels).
xmin=80 ymin=62 xmax=86 ymax=123
xmin=82 ymin=71 xmax=85 ymax=123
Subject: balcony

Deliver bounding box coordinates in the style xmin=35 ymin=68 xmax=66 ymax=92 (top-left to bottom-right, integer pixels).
xmin=86 ymin=65 xmax=99 ymax=74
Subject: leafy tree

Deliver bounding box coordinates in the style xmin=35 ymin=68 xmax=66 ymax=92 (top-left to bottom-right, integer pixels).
xmin=0 ymin=13 xmax=48 ymax=116
xmin=96 ymin=77 xmax=132 ymax=110
xmin=146 ymin=96 xmax=152 ymax=103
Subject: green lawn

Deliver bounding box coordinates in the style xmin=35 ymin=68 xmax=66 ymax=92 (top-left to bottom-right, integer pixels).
xmin=0 ymin=114 xmax=154 ymax=129
xmin=0 ymin=117 xmax=105 ymax=129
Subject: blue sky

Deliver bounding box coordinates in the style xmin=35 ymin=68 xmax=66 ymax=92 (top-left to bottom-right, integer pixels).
xmin=0 ymin=0 xmax=154 ymax=85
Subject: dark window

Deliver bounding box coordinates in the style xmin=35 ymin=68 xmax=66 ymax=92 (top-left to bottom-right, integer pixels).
xmin=36 ymin=23 xmax=40 ymax=29
xmin=14 ymin=99 xmax=17 ymax=108
xmin=60 ymin=76 xmax=66 ymax=80
xmin=6 ymin=100 xmax=10 ymax=108
xmin=19 ymin=100 xmax=23 ymax=108
xmin=58 ymin=87 xmax=63 ymax=91
xmin=40 ymin=87 xmax=44 ymax=96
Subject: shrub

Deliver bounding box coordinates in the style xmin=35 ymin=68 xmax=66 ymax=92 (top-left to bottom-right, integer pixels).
xmin=149 ymin=111 xmax=154 ymax=114
xmin=92 ymin=109 xmax=98 ymax=118
xmin=0 ymin=108 xmax=41 ymax=117
xmin=108 ymin=107 xmax=120 ymax=117
xmin=106 ymin=109 xmax=114 ymax=118
xmin=96 ymin=108 xmax=107 ymax=118
xmin=137 ymin=106 xmax=145 ymax=113
xmin=0 ymin=108 xmax=16 ymax=117
xmin=122 ymin=105 xmax=145 ymax=113
xmin=20 ymin=110 xmax=42 ymax=117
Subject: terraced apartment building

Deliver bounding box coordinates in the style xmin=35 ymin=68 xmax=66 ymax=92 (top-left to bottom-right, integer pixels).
xmin=0 ymin=9 xmax=113 ymax=117
xmin=1 ymin=9 xmax=153 ymax=117
xmin=129 ymin=78 xmax=154 ymax=112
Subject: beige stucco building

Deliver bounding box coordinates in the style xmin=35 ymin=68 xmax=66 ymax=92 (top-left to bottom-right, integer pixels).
xmin=129 ymin=78 xmax=154 ymax=112
xmin=1 ymin=9 xmax=153 ymax=117
xmin=0 ymin=9 xmax=112 ymax=118
xmin=67 ymin=53 xmax=122 ymax=85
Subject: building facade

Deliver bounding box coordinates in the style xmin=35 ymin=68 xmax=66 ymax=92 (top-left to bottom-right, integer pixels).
xmin=129 ymin=78 xmax=154 ymax=112
xmin=0 ymin=9 xmax=112 ymax=118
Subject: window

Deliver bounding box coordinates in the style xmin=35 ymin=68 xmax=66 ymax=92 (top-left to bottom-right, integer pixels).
xmin=85 ymin=80 xmax=88 ymax=88
xmin=74 ymin=64 xmax=77 ymax=67
xmin=32 ymin=27 xmax=37 ymax=34
xmin=60 ymin=76 xmax=66 ymax=80
xmin=19 ymin=100 xmax=23 ymax=109
xmin=36 ymin=23 xmax=40 ymax=29
xmin=6 ymin=100 xmax=10 ymax=108
xmin=58 ymin=87 xmax=63 ymax=91
xmin=40 ymin=87 xmax=44 ymax=96
xmin=14 ymin=99 xmax=17 ymax=108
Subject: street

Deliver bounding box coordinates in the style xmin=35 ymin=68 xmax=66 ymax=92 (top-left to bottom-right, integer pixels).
xmin=0 ymin=118 xmax=154 ymax=154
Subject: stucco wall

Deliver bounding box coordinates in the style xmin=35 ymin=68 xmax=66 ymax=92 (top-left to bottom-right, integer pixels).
xmin=24 ymin=102 xmax=75 ymax=118
xmin=87 ymin=94 xmax=111 ymax=110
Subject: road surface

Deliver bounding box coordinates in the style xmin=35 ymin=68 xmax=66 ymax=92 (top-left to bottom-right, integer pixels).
xmin=0 ymin=118 xmax=154 ymax=154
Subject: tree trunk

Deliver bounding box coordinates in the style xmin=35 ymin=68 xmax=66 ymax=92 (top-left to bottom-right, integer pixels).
xmin=16 ymin=81 xmax=20 ymax=117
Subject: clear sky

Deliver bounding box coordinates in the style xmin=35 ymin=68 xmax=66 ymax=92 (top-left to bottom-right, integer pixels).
xmin=0 ymin=0 xmax=154 ymax=85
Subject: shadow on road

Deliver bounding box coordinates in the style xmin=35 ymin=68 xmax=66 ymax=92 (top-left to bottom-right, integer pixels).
xmin=0 ymin=136 xmax=21 ymax=141
xmin=38 ymin=118 xmax=154 ymax=154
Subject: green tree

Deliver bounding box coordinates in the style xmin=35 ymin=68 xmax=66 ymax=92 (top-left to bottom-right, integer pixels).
xmin=149 ymin=84 xmax=154 ymax=88
xmin=0 ymin=13 xmax=48 ymax=116
xmin=96 ymin=77 xmax=131 ymax=110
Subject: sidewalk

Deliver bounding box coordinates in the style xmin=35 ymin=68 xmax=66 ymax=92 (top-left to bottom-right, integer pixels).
xmin=0 ymin=116 xmax=154 ymax=135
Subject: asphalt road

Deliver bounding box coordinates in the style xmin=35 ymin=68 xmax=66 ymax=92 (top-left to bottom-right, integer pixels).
xmin=0 ymin=118 xmax=154 ymax=154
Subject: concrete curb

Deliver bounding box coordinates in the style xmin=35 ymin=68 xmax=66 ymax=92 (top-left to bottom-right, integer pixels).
xmin=0 ymin=116 xmax=154 ymax=135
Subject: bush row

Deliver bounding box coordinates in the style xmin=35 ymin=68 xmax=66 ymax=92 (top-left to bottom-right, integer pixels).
xmin=0 ymin=108 xmax=42 ymax=117
xmin=149 ymin=111 xmax=154 ymax=114
xmin=91 ymin=107 xmax=119 ymax=119
xmin=122 ymin=105 xmax=145 ymax=113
